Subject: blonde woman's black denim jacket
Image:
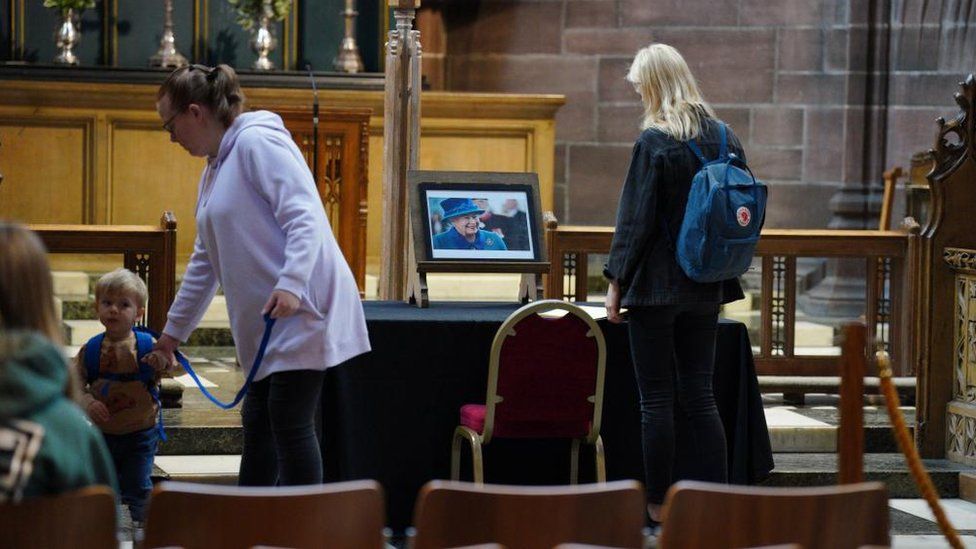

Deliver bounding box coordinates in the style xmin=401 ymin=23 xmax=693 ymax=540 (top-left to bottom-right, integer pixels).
xmin=604 ymin=118 xmax=746 ymax=308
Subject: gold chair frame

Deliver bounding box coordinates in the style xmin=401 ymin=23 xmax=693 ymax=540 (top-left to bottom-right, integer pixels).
xmin=450 ymin=300 xmax=608 ymax=484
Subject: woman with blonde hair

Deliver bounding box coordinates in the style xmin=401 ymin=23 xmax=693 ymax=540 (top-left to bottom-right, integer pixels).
xmin=0 ymin=222 xmax=117 ymax=501
xmin=603 ymin=44 xmax=747 ymax=524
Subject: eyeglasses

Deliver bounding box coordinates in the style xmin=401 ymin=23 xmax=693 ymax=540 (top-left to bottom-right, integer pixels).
xmin=161 ymin=108 xmax=184 ymax=135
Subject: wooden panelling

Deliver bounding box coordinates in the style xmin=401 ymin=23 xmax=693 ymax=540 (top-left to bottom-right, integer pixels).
xmin=366 ymin=120 xmax=553 ymax=271
xmin=0 ymin=117 xmax=92 ymax=224
xmin=108 ymin=121 xmax=205 ymax=231
xmin=0 ymin=79 xmax=563 ymax=284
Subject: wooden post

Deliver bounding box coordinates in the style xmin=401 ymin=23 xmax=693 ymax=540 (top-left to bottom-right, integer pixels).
xmin=839 ymin=322 xmax=866 ymax=484
xmin=378 ymin=0 xmax=422 ymax=301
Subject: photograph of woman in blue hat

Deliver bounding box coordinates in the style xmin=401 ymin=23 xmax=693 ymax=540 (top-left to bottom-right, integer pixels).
xmin=432 ymin=197 xmax=509 ymax=251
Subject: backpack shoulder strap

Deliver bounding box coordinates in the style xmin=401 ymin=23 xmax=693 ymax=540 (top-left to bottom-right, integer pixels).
xmin=133 ymin=329 xmax=156 ymax=387
xmin=685 ymin=139 xmax=707 ymax=164
xmin=718 ymin=122 xmax=728 ymax=159
xmin=83 ymin=333 xmax=105 ymax=384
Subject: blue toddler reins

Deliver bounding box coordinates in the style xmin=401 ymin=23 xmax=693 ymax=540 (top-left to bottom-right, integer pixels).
xmin=163 ymin=314 xmax=277 ymax=410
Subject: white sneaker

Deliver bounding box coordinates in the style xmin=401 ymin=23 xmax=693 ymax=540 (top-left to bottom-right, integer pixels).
xmin=132 ymin=520 xmax=145 ymax=544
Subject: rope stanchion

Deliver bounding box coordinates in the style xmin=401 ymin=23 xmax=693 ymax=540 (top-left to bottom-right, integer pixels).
xmin=876 ymin=345 xmax=964 ymax=549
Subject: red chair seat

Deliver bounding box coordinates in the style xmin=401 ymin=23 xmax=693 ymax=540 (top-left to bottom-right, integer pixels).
xmin=460 ymin=404 xmax=591 ymax=439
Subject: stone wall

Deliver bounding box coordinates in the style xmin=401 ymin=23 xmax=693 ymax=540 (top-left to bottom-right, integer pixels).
xmin=419 ymin=0 xmax=969 ymax=229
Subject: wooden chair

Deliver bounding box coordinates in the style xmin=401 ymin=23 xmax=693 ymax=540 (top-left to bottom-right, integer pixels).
xmin=143 ymin=480 xmax=386 ymax=549
xmin=410 ymin=480 xmax=645 ymax=549
xmin=0 ymin=486 xmax=116 ymax=549
xmin=657 ymin=480 xmax=890 ymax=549
xmin=451 ymin=300 xmax=607 ymax=484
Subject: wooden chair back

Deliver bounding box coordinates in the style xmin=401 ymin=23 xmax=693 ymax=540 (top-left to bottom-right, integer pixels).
xmin=143 ymin=480 xmax=386 ymax=549
xmin=410 ymin=480 xmax=645 ymax=549
xmin=879 ymin=167 xmax=903 ymax=230
xmin=0 ymin=486 xmax=116 ymax=549
xmin=658 ymin=480 xmax=889 ymax=549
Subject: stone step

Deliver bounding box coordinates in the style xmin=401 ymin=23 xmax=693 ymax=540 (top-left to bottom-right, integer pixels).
xmin=762 ymin=453 xmax=969 ymax=498
xmin=723 ymin=309 xmax=835 ymax=348
xmin=152 ymin=455 xmax=239 ymax=486
xmin=64 ymin=319 xmax=104 ymax=346
xmin=760 ymin=377 xmax=917 ymax=405
xmin=150 ymin=452 xmax=972 ymax=499
xmin=62 ymin=296 xmax=233 ymax=346
xmin=52 ymin=270 xmax=90 ymax=301
xmin=155 ymin=406 xmax=906 ymax=455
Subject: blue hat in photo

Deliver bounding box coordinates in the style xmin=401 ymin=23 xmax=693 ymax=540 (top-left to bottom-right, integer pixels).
xmin=440 ymin=198 xmax=484 ymax=221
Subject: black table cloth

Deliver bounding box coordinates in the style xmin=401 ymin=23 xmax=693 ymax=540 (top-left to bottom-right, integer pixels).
xmin=320 ymin=301 xmax=773 ymax=531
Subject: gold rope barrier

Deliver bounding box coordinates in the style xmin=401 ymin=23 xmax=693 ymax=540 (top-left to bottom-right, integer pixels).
xmin=875 ymin=346 xmax=964 ymax=549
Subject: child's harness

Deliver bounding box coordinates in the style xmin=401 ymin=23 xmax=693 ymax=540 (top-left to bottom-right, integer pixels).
xmin=83 ymin=329 xmax=166 ymax=440
xmin=171 ymin=315 xmax=276 ymax=409
xmin=85 ymin=315 xmax=276 ymax=427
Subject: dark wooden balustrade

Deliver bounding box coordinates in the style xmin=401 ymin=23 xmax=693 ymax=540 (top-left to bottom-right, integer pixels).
xmin=544 ymin=220 xmax=916 ymax=377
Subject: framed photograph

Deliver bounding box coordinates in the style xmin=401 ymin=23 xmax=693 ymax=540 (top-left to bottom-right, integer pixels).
xmin=409 ymin=171 xmax=545 ymax=263
xmin=407 ymin=171 xmax=549 ymax=306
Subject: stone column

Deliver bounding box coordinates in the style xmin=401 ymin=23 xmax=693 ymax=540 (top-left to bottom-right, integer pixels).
xmin=378 ymin=0 xmax=422 ymax=300
xmin=800 ymin=0 xmax=890 ymax=319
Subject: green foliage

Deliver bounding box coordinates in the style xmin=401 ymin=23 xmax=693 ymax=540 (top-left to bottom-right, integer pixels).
xmin=227 ymin=0 xmax=293 ymax=31
xmin=42 ymin=0 xmax=96 ymax=11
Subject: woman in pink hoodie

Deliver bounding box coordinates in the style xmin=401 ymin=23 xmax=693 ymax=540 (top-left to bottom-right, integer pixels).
xmin=153 ymin=64 xmax=370 ymax=486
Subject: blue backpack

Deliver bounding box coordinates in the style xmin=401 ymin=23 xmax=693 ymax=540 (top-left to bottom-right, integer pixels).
xmin=674 ymin=123 xmax=767 ymax=283
xmin=84 ymin=329 xmax=165 ymax=440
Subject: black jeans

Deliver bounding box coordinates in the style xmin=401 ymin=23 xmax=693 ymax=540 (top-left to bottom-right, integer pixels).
xmin=239 ymin=369 xmax=325 ymax=486
xmin=627 ymin=302 xmax=728 ymax=504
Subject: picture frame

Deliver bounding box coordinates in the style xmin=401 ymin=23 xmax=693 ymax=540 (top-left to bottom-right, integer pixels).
xmin=407 ymin=170 xmax=550 ymax=307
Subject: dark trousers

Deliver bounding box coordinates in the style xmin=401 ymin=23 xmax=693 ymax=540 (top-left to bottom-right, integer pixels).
xmin=627 ymin=302 xmax=728 ymax=504
xmin=103 ymin=426 xmax=159 ymax=522
xmin=239 ymin=369 xmax=325 ymax=486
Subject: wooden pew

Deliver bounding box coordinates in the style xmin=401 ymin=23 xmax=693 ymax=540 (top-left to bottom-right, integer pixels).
xmin=30 ymin=212 xmax=176 ymax=333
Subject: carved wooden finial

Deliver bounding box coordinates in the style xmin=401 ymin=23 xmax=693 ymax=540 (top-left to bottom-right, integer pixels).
xmin=931 ymin=74 xmax=976 ymax=174
xmin=543 ymin=211 xmax=558 ymax=230
xmin=161 ymin=210 xmax=177 ymax=230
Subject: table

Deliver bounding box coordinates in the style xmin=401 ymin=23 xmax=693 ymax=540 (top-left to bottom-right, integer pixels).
xmin=320 ymin=301 xmax=773 ymax=531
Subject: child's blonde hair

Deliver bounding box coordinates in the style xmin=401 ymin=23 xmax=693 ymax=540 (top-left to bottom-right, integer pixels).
xmin=95 ymin=268 xmax=149 ymax=309
xmin=627 ymin=43 xmax=716 ymax=141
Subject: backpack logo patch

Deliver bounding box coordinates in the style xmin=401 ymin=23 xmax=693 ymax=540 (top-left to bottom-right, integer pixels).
xmin=736 ymin=206 xmax=752 ymax=227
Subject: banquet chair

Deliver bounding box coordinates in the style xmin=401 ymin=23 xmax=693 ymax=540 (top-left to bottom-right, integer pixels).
xmin=143 ymin=480 xmax=386 ymax=549
xmin=450 ymin=299 xmax=607 ymax=484
xmin=0 ymin=485 xmax=116 ymax=549
xmin=409 ymin=479 xmax=645 ymax=549
xmin=657 ymin=480 xmax=890 ymax=549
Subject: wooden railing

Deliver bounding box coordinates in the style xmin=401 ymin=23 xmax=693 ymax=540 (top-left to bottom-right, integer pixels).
xmin=30 ymin=212 xmax=177 ymax=333
xmin=544 ymin=220 xmax=916 ymax=377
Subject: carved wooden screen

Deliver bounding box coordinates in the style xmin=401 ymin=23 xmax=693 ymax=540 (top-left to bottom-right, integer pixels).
xmin=273 ymin=107 xmax=371 ymax=295
xmin=915 ymin=74 xmax=976 ymax=459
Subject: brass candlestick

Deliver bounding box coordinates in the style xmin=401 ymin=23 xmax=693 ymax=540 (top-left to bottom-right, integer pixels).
xmin=149 ymin=0 xmax=188 ymax=68
xmin=333 ymin=0 xmax=364 ymax=73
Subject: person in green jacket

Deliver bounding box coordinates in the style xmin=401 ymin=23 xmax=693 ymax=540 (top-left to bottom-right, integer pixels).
xmin=0 ymin=222 xmax=118 ymax=503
